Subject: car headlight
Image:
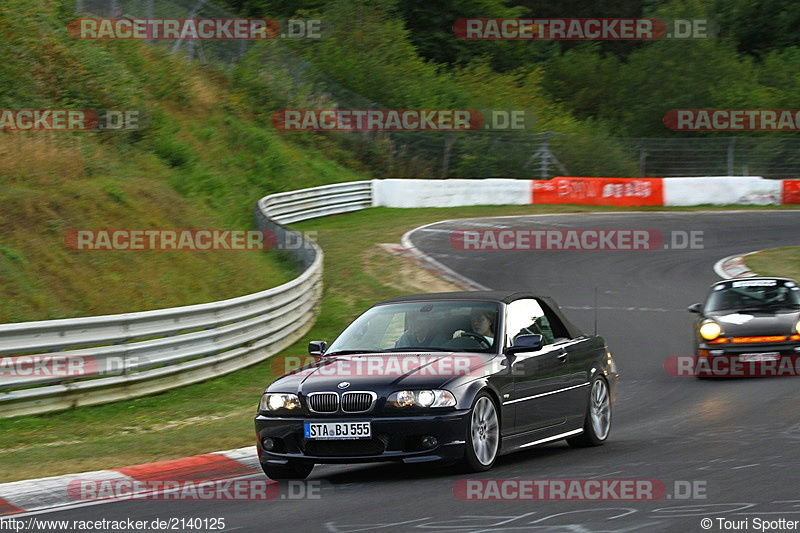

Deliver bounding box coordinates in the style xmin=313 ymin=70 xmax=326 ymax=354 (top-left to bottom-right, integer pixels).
xmin=795 ymin=320 xmax=800 ymax=335
xmin=259 ymin=393 xmax=301 ymax=412
xmin=699 ymin=320 xmax=722 ymax=341
xmin=390 ymin=389 xmax=456 ymax=408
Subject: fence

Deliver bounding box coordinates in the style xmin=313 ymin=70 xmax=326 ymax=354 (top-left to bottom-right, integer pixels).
xmin=0 ymin=181 xmax=373 ymax=418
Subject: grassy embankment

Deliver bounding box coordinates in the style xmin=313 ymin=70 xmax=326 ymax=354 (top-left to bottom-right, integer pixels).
xmin=745 ymin=248 xmax=800 ymax=280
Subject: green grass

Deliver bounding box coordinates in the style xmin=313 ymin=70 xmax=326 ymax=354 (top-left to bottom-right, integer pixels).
xmin=0 ymin=203 xmax=792 ymax=482
xmin=0 ymin=0 xmax=372 ymax=324
xmin=745 ymin=247 xmax=800 ymax=280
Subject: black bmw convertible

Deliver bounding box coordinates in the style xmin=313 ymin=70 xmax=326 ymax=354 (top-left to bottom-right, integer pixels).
xmin=255 ymin=291 xmax=619 ymax=479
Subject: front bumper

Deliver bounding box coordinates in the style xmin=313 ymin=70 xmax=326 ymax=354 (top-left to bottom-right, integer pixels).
xmin=255 ymin=410 xmax=470 ymax=465
xmin=697 ymin=341 xmax=800 ymax=376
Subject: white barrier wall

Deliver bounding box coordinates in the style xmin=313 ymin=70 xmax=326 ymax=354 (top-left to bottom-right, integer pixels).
xmin=374 ymin=177 xmax=789 ymax=208
xmin=663 ymin=177 xmax=782 ymax=206
xmin=372 ymin=179 xmax=531 ymax=208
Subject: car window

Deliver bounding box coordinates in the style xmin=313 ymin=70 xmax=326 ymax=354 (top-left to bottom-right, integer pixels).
xmin=325 ymin=301 xmax=500 ymax=353
xmin=540 ymin=302 xmax=572 ymax=342
xmin=379 ymin=313 xmax=406 ymax=349
xmin=705 ymin=279 xmax=800 ymax=312
xmin=506 ymin=298 xmax=555 ymax=346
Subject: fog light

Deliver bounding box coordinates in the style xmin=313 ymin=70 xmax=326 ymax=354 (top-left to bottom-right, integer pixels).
xmin=421 ymin=436 xmax=438 ymax=449
xmin=262 ymin=437 xmax=275 ymax=451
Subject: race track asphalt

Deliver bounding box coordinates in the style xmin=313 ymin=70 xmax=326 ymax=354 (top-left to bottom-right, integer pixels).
xmin=23 ymin=210 xmax=800 ymax=533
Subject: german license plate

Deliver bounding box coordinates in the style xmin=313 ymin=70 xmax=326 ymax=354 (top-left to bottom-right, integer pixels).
xmin=304 ymin=421 xmax=371 ymax=440
xmin=741 ymin=352 xmax=780 ymax=362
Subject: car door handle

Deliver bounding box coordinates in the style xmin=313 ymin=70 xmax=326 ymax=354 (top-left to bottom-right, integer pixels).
xmin=557 ymin=349 xmax=568 ymax=361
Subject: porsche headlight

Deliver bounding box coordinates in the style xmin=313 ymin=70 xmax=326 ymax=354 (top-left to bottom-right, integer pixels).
xmin=390 ymin=389 xmax=456 ymax=408
xmin=699 ymin=320 xmax=722 ymax=341
xmin=259 ymin=393 xmax=301 ymax=412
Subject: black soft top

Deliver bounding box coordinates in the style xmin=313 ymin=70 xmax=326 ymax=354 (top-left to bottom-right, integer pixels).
xmin=380 ymin=291 xmax=586 ymax=339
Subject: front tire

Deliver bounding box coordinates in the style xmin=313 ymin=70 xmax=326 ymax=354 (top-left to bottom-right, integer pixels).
xmin=567 ymin=376 xmax=611 ymax=447
xmin=458 ymin=392 xmax=500 ymax=472
xmin=260 ymin=461 xmax=314 ymax=480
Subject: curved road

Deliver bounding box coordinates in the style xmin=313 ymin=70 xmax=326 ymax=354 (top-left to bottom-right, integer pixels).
xmin=28 ymin=210 xmax=800 ymax=532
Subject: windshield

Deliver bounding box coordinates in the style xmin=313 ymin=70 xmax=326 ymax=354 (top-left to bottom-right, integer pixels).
xmin=325 ymin=301 xmax=500 ymax=354
xmin=705 ymin=279 xmax=800 ymax=312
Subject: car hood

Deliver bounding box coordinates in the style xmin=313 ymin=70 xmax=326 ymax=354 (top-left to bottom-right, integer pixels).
xmin=706 ymin=309 xmax=800 ymax=336
xmin=266 ymin=352 xmax=494 ymax=394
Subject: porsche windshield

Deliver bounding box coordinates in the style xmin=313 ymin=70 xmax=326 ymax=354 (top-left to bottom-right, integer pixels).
xmin=706 ymin=279 xmax=800 ymax=312
xmin=325 ymin=301 xmax=500 ymax=354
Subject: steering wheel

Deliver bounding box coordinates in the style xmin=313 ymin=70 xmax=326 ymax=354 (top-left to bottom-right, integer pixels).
xmin=459 ymin=331 xmax=491 ymax=348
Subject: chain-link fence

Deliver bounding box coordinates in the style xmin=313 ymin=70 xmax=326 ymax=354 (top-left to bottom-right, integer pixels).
xmin=75 ymin=0 xmax=800 ymax=180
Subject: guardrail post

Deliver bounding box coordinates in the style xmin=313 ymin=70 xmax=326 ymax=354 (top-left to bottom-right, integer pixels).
xmin=539 ymin=132 xmax=551 ymax=179
xmin=639 ymin=146 xmax=647 ymax=176
xmin=442 ymin=133 xmax=455 ymax=178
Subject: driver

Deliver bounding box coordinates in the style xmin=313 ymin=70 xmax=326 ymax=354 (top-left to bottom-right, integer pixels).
xmin=764 ymin=286 xmax=788 ymax=304
xmin=395 ymin=310 xmax=449 ymax=348
xmin=453 ymin=308 xmax=495 ymax=346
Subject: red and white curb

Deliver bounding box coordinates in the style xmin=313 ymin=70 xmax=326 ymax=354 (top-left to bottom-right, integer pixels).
xmin=386 ymin=222 xmax=489 ymax=291
xmin=0 ymin=446 xmax=260 ymax=516
xmin=713 ymin=252 xmax=761 ymax=279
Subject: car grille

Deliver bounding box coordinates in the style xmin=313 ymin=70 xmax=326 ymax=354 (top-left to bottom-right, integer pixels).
xmin=303 ymin=435 xmax=389 ymax=457
xmin=307 ymin=392 xmax=338 ymax=413
xmin=341 ymin=392 xmax=375 ymax=413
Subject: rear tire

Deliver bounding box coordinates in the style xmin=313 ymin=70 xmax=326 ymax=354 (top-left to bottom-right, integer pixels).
xmin=567 ymin=376 xmax=611 ymax=447
xmin=260 ymin=461 xmax=314 ymax=480
xmin=457 ymin=392 xmax=500 ymax=472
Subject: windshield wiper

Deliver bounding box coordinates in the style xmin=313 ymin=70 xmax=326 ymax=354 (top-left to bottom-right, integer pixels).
xmin=324 ymin=349 xmax=389 ymax=356
xmin=383 ymin=347 xmax=451 ymax=352
xmin=763 ymin=303 xmax=800 ymax=310
xmin=730 ymin=304 xmax=800 ymax=312
xmin=733 ymin=305 xmax=771 ymax=312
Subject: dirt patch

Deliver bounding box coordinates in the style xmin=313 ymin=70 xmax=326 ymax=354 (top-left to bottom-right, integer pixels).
xmin=362 ymin=244 xmax=462 ymax=293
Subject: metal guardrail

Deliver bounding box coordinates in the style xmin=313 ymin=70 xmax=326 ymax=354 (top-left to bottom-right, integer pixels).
xmin=0 ymin=181 xmax=373 ymax=418
xmin=260 ymin=181 xmax=373 ymax=225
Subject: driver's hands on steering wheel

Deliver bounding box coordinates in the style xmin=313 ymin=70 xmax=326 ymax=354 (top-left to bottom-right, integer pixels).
xmin=453 ymin=330 xmax=491 ymax=348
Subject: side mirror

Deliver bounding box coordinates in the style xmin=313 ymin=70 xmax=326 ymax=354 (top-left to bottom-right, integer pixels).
xmin=308 ymin=341 xmax=327 ymax=356
xmin=687 ymin=303 xmax=703 ymax=314
xmin=505 ymin=334 xmax=543 ymax=356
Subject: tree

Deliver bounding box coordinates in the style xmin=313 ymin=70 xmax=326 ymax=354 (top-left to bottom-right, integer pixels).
xmin=713 ymin=0 xmax=800 ymax=58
